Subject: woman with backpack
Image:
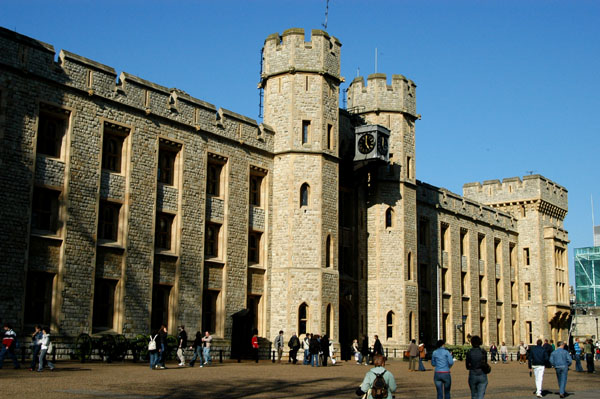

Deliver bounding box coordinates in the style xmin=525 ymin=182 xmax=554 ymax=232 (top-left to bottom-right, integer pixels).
xmin=466 ymin=335 xmax=489 ymax=399
xmin=148 ymin=329 xmax=159 ymax=370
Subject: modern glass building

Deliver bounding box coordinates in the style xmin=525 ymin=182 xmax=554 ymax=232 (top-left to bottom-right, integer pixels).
xmin=575 ymin=246 xmax=600 ymax=306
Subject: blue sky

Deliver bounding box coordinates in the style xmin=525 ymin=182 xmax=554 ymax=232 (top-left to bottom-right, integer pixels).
xmin=2 ymin=0 xmax=599 ymax=281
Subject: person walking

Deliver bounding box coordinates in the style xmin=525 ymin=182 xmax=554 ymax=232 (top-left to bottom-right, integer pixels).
xmin=361 ymin=335 xmax=370 ymax=366
xmin=542 ymin=339 xmax=553 ymax=367
xmin=148 ymin=330 xmax=160 ymax=370
xmin=499 ymin=342 xmax=508 ymax=364
xmin=320 ymin=334 xmax=330 ymax=367
xmin=408 ymin=339 xmax=419 ymax=372
xmin=302 ymin=333 xmax=311 ymax=365
xmin=309 ymin=334 xmax=320 ymax=367
xmin=489 ymin=342 xmax=498 ymax=364
xmin=573 ymin=338 xmax=584 ymax=372
xmin=274 ymin=330 xmax=284 ymax=363
xmin=355 ymin=355 xmax=397 ymax=399
xmin=432 ymin=339 xmax=454 ymax=399
xmin=288 ymin=331 xmax=300 ymax=364
xmin=329 ymin=339 xmax=337 ymax=365
xmin=584 ymin=338 xmax=595 ymax=373
xmin=0 ymin=323 xmax=20 ymax=369
xmin=528 ymin=339 xmax=549 ymax=398
xmin=176 ymin=325 xmax=187 ymax=366
xmin=201 ymin=331 xmax=212 ymax=366
xmin=188 ymin=331 xmax=203 ymax=367
xmin=157 ymin=325 xmax=168 ymax=369
xmin=418 ymin=342 xmax=427 ymax=371
xmin=29 ymin=325 xmax=43 ymax=371
xmin=352 ymin=339 xmax=361 ymax=364
xmin=466 ymin=335 xmax=488 ymax=399
xmin=373 ymin=335 xmax=383 ymax=356
xmin=251 ymin=330 xmax=259 ymax=363
xmin=549 ymin=341 xmax=571 ymax=398
xmin=37 ymin=326 xmax=55 ymax=372
xmin=518 ymin=341 xmax=528 ymax=364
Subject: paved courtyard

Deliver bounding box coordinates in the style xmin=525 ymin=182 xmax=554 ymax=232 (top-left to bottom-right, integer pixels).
xmin=1 ymin=358 xmax=599 ymax=398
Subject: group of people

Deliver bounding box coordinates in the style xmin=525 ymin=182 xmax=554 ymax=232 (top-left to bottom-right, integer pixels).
xmin=0 ymin=324 xmax=54 ymax=372
xmin=301 ymin=332 xmax=337 ymax=366
xmin=350 ymin=335 xmax=384 ymax=366
xmin=148 ymin=325 xmax=213 ymax=370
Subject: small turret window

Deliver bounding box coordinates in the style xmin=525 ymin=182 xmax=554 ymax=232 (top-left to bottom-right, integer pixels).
xmin=300 ymin=183 xmax=310 ymax=207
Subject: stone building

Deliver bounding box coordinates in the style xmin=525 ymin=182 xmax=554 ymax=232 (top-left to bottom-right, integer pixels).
xmin=0 ymin=26 xmax=570 ymax=355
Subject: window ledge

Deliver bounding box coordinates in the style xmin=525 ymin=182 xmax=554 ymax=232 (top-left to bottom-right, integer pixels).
xmin=479 ymin=297 xmax=488 ymax=303
xmin=37 ymin=154 xmax=64 ymax=163
xmin=496 ymin=300 xmax=504 ymax=305
xmin=101 ymin=169 xmax=125 ymax=177
xmin=30 ymin=232 xmax=63 ymax=241
xmin=462 ymin=295 xmax=470 ymax=300
xmin=205 ymin=257 xmax=225 ymax=265
xmin=154 ymin=249 xmax=178 ymax=257
xmin=249 ymin=264 xmax=265 ymax=270
xmin=98 ymin=241 xmax=124 ymax=250
xmin=442 ymin=291 xmax=451 ymax=297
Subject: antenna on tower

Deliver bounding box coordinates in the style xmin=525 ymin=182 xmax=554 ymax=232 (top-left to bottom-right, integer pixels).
xmin=526 ymin=170 xmax=535 ymax=175
xmin=322 ymin=0 xmax=329 ymax=29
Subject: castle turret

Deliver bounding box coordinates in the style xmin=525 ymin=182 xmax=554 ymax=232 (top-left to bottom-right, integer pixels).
xmin=261 ymin=29 xmax=341 ymax=340
xmin=348 ymin=73 xmax=419 ymax=345
xmin=463 ymin=175 xmax=570 ymax=343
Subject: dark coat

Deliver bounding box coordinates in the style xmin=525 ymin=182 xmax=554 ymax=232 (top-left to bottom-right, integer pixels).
xmin=528 ymin=345 xmax=549 ymax=367
xmin=361 ymin=337 xmax=369 ymax=356
xmin=320 ymin=336 xmax=329 ymax=356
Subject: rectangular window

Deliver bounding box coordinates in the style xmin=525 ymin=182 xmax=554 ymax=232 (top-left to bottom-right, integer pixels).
xmin=478 ymin=234 xmax=485 ymax=260
xmin=441 ymin=268 xmax=448 ymax=293
xmin=31 ymin=187 xmax=60 ymax=234
xmin=151 ymin=284 xmax=172 ymax=331
xmin=37 ymin=109 xmax=68 ymax=158
xmin=525 ymin=282 xmax=531 ymax=301
xmin=461 ymin=272 xmax=468 ymax=296
xmin=202 ymin=289 xmax=219 ymax=334
xmin=24 ymin=271 xmax=54 ymax=326
xmin=92 ymin=278 xmax=117 ymax=332
xmin=327 ymin=124 xmax=333 ymax=150
xmin=479 ymin=275 xmax=486 ymax=299
xmin=155 ymin=212 xmax=175 ymax=251
xmin=98 ymin=201 xmax=121 ymax=242
xmin=460 ymin=229 xmax=468 ymax=257
xmin=494 ymin=239 xmax=501 ymax=265
xmin=248 ymin=231 xmax=262 ymax=264
xmin=158 ymin=141 xmax=181 ymax=186
xmin=418 ymin=219 xmax=428 ymax=246
xmin=101 ymin=123 xmax=129 ymax=173
xmin=526 ymin=321 xmax=533 ymax=344
xmin=302 ymin=120 xmax=310 ymax=145
xmin=207 ymin=162 xmax=223 ymax=197
xmin=496 ymin=278 xmax=502 ymax=300
xmin=523 ymin=247 xmax=530 ymax=266
xmin=511 ymin=281 xmax=516 ymax=302
xmin=205 ymin=223 xmax=221 ymax=258
xmin=441 ymin=224 xmax=449 ymax=252
xmin=250 ymin=173 xmax=264 ymax=207
xmin=406 ymin=156 xmax=412 ymax=179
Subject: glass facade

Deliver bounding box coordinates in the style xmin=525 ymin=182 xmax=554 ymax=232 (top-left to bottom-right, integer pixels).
xmin=575 ymin=246 xmax=600 ymax=306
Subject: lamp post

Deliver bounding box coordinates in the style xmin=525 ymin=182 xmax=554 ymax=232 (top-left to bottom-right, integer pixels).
xmin=596 ymin=317 xmax=598 ymax=341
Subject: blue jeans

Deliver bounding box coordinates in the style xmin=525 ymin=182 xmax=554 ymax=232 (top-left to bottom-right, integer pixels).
xmin=434 ymin=372 xmax=451 ymax=399
xmin=30 ymin=345 xmax=41 ymax=369
xmin=468 ymin=372 xmax=488 ymax=399
xmin=555 ymin=366 xmax=568 ymax=395
xmin=419 ymin=357 xmax=426 ymax=371
xmin=303 ymin=350 xmax=310 ymax=365
xmin=0 ymin=345 xmax=19 ymax=368
xmin=189 ymin=347 xmax=203 ymax=366
xmin=203 ymin=347 xmax=211 ymax=365
xmin=149 ymin=351 xmax=159 ymax=369
xmin=38 ymin=348 xmax=54 ymax=371
xmin=159 ymin=343 xmax=166 ymax=367
xmin=311 ymin=353 xmax=319 ymax=366
xmin=575 ymin=353 xmax=583 ymax=371
xmin=501 ymin=353 xmax=507 ymax=363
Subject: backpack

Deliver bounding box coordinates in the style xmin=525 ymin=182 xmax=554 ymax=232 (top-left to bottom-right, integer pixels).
xmin=148 ymin=335 xmax=157 ymax=351
xmin=370 ymin=370 xmax=388 ymax=399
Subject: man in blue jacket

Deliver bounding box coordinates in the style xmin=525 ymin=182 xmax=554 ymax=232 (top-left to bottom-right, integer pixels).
xmin=528 ymin=339 xmax=549 ymax=398
xmin=549 ymin=341 xmax=572 ymax=398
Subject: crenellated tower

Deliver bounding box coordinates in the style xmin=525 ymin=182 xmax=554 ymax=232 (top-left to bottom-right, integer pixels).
xmin=260 ymin=28 xmax=341 ymax=340
xmin=347 ymin=73 xmax=420 ymax=345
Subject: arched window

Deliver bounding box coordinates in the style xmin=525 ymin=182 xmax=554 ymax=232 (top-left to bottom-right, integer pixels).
xmin=386 ymin=311 xmax=395 ymax=339
xmin=407 ymin=252 xmax=413 ymax=281
xmin=409 ymin=311 xmax=415 ymax=341
xmin=300 ymin=183 xmax=310 ymax=207
xmin=325 ymin=235 xmax=332 ymax=268
xmin=385 ymin=207 xmax=394 ymax=228
xmin=298 ymin=303 xmax=308 ymax=335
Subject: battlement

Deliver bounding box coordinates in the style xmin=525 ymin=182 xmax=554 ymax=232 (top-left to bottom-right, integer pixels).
xmin=347 ymin=73 xmax=417 ymax=117
xmin=417 ymin=181 xmax=517 ymax=232
xmin=0 ymin=26 xmax=273 ymax=151
xmin=260 ymin=28 xmax=342 ymax=84
xmin=463 ymin=174 xmax=568 ymax=212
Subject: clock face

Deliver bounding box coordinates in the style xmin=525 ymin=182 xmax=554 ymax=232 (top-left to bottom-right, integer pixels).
xmin=358 ymin=133 xmax=375 ymax=154
xmin=377 ymin=135 xmax=388 ymax=155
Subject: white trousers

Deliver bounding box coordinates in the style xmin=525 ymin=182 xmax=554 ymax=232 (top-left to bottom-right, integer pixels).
xmin=532 ymin=365 xmax=545 ymax=394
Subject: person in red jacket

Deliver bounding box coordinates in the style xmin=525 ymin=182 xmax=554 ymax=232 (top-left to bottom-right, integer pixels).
xmin=251 ymin=330 xmax=259 ymax=363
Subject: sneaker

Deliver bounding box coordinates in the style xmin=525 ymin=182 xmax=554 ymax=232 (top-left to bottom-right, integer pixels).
xmin=178 ymin=363 xmax=185 ymax=367
xmin=203 ymin=361 xmax=208 ymax=365
xmin=200 ymin=365 xmax=203 ymax=368
xmin=159 ymin=366 xmax=165 ymax=369
xmin=536 ymin=394 xmax=542 ymax=398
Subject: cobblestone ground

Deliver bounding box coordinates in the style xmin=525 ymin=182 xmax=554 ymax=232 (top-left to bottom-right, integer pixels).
xmin=1 ymin=358 xmax=599 ymax=398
